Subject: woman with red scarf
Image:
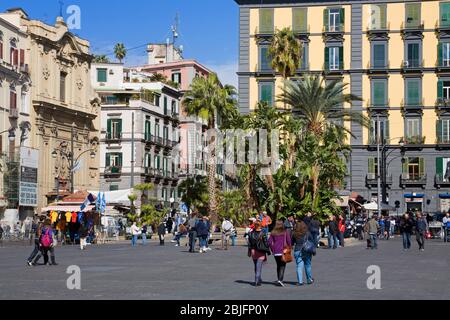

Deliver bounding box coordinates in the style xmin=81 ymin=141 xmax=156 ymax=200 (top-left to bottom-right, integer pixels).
xmin=337 ymin=215 xmax=346 ymax=248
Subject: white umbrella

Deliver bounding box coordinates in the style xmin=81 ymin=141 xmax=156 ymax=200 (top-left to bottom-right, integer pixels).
xmin=363 ymin=202 xmax=396 ymax=211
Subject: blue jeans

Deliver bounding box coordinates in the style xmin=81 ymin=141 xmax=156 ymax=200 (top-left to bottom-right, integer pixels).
xmin=142 ymin=233 xmax=147 ymax=245
xmin=444 ymin=227 xmax=448 ymax=243
xmin=328 ymin=233 xmax=337 ymax=249
xmin=253 ymin=259 xmax=263 ymax=284
xmin=174 ymin=233 xmax=186 ymax=246
xmin=231 ymin=235 xmax=236 ymax=246
xmin=199 ymin=236 xmax=207 ymax=248
xmin=294 ymin=251 xmax=312 ymax=284
xmin=402 ymin=232 xmax=411 ymax=249
xmin=131 ymin=235 xmax=137 ymax=247
xmin=188 ymin=231 xmax=197 ymax=252
xmin=370 ymin=234 xmax=377 ymax=249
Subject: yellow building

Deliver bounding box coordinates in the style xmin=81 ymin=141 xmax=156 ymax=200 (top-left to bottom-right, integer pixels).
xmin=235 ymin=0 xmax=450 ymax=213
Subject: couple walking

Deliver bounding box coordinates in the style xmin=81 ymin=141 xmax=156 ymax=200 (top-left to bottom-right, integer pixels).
xmin=248 ymin=220 xmax=315 ymax=287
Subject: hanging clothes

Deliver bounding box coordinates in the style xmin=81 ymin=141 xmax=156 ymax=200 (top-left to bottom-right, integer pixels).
xmin=65 ymin=212 xmax=72 ymax=222
xmin=78 ymin=212 xmax=84 ymax=224
xmin=50 ymin=211 xmax=58 ymax=224
xmin=71 ymin=212 xmax=78 ymax=223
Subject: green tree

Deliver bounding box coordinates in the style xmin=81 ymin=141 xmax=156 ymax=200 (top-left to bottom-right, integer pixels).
xmin=178 ymin=176 xmax=208 ymax=216
xmin=183 ymin=73 xmax=237 ymax=224
xmin=93 ymin=55 xmax=110 ymax=63
xmin=114 ymin=43 xmax=127 ymax=63
xmin=134 ymin=183 xmax=154 ymax=206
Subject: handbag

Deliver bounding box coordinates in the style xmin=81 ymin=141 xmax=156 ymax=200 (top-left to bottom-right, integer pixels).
xmin=281 ymin=232 xmax=293 ymax=264
xmin=302 ymin=234 xmax=316 ymax=255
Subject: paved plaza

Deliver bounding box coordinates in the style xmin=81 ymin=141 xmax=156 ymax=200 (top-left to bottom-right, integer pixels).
xmin=0 ymin=238 xmax=449 ymax=300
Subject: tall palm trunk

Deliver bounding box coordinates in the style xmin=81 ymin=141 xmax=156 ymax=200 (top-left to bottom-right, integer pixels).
xmin=207 ymin=121 xmax=218 ymax=224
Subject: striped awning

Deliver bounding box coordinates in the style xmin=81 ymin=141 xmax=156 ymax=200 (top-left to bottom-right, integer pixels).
xmin=41 ymin=205 xmax=95 ymax=213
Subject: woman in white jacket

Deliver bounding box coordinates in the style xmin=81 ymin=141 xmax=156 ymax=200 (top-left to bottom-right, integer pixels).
xmin=130 ymin=222 xmax=141 ymax=247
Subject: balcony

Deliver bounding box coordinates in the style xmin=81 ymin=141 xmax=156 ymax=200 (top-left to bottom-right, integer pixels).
xmin=367 ymin=136 xmax=390 ymax=148
xmin=255 ymin=63 xmax=275 ymax=77
xmin=401 ymin=59 xmax=424 ymax=74
xmin=144 ymin=134 xmax=154 ymax=147
xmin=435 ymin=19 xmax=450 ymax=32
xmin=20 ymin=64 xmax=29 ymax=74
xmin=367 ymin=99 xmax=390 ymax=111
xmin=323 ymin=24 xmax=344 ymax=35
xmin=254 ymin=26 xmax=274 ymax=38
xmin=436 ymin=174 xmax=450 ymax=188
xmin=154 ymin=136 xmax=164 ymax=148
xmin=8 ymin=108 xmax=19 ymax=119
xmin=436 ymin=135 xmax=450 ymax=149
xmin=172 ymin=112 xmax=180 ymax=123
xmin=436 ymin=59 xmax=450 ymax=73
xmin=401 ymin=98 xmax=424 ymax=111
xmin=105 ymin=132 xmax=122 ymax=143
xmin=367 ymin=61 xmax=390 ymax=74
xmin=401 ymin=136 xmax=426 ymax=149
xmin=366 ymin=22 xmax=390 ymax=39
xmin=293 ymin=24 xmax=310 ymax=38
xmin=400 ymin=173 xmax=427 ymax=187
xmin=436 ymin=98 xmax=450 ymax=111
xmin=104 ymin=166 xmax=122 ymax=177
xmin=366 ymin=173 xmax=393 ymax=187
xmin=401 ymin=20 xmax=424 ymax=34
xmin=323 ymin=63 xmax=344 ymax=75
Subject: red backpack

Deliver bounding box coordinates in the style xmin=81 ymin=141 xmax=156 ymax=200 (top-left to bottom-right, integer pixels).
xmin=40 ymin=228 xmax=52 ymax=248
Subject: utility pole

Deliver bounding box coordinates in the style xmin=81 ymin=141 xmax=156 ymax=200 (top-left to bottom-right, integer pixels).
xmin=70 ymin=126 xmax=74 ymax=194
xmin=376 ymin=115 xmax=382 ymax=217
xmin=130 ymin=112 xmax=135 ymax=189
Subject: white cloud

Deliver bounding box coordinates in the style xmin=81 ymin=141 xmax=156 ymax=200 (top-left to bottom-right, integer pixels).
xmin=206 ymin=62 xmax=238 ymax=89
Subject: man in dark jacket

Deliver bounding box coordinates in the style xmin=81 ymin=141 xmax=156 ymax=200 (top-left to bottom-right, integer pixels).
xmin=415 ymin=212 xmax=428 ymax=251
xmin=187 ymin=212 xmax=198 ymax=253
xmin=399 ymin=213 xmax=415 ymax=250
xmin=309 ymin=215 xmax=321 ymax=247
xmin=327 ymin=216 xmax=338 ymax=249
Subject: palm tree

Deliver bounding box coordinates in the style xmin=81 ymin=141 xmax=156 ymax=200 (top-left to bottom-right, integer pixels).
xmin=114 ymin=43 xmax=127 ymax=63
xmin=93 ymin=55 xmax=110 ymax=63
xmin=178 ymin=176 xmax=208 ymax=216
xmin=268 ymin=27 xmax=302 ymax=109
xmin=150 ymin=73 xmax=167 ymax=82
xmin=183 ymin=73 xmax=237 ymax=224
xmin=278 ymin=75 xmax=369 ymax=137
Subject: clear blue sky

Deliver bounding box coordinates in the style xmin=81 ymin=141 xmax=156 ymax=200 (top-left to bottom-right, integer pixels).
xmin=0 ymin=0 xmax=239 ymax=86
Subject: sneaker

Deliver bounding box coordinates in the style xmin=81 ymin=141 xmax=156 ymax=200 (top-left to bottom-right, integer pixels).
xmin=296 ymin=283 xmax=304 ymax=286
xmin=205 ymin=247 xmax=212 ymax=251
xmin=175 ymin=244 xmax=180 ymax=247
xmin=171 ymin=240 xmax=177 ymax=243
xmin=307 ymin=279 xmax=315 ymax=285
xmin=277 ymin=281 xmax=285 ymax=287
xmin=199 ymin=248 xmax=203 ymax=253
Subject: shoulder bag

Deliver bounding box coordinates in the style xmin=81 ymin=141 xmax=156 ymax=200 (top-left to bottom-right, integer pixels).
xmin=281 ymin=232 xmax=293 ymax=263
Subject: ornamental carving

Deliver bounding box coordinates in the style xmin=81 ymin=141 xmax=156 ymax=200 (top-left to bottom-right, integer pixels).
xmin=76 ymin=78 xmax=83 ymax=90
xmin=42 ymin=66 xmax=50 ymax=80
xmin=50 ymin=126 xmax=58 ymax=138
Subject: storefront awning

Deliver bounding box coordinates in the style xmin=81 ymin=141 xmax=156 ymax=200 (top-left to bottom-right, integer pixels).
xmin=41 ymin=205 xmax=95 ymax=213
xmin=404 ymin=194 xmax=425 ymax=199
xmin=439 ymin=194 xmax=450 ymax=199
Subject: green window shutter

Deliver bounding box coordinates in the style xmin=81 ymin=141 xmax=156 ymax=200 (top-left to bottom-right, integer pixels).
xmin=325 ymin=47 xmax=329 ymax=69
xmin=97 ymin=69 xmax=107 ymax=82
xmin=118 ymin=153 xmax=123 ymax=167
xmin=380 ymin=5 xmax=387 ymax=29
xmin=260 ymin=83 xmax=273 ymax=105
xmin=292 ymin=8 xmax=307 ymax=32
xmin=402 ymin=158 xmax=409 ymax=174
xmin=436 ymin=157 xmax=444 ymax=175
xmin=339 ymin=8 xmax=345 ymax=28
xmin=368 ymin=158 xmax=375 ymax=174
xmin=260 ymin=9 xmax=273 ymax=33
xmin=385 ymin=120 xmax=390 ymax=141
xmin=107 ymin=119 xmax=112 ymax=135
xmin=438 ymin=80 xmax=443 ymax=100
xmin=323 ymin=9 xmax=329 ymax=31
xmin=105 ymin=154 xmax=110 ymax=167
xmin=406 ymin=3 xmax=420 ymax=27
xmin=438 ymin=43 xmax=443 ymax=66
xmin=339 ymin=46 xmax=344 ymax=69
xmin=419 ymin=158 xmax=425 ymax=176
xmin=118 ymin=119 xmax=122 ymax=136
xmin=437 ymin=120 xmax=443 ymax=143
xmin=441 ymin=2 xmax=450 ymax=27
xmin=407 ymin=80 xmax=419 ymax=105
xmin=373 ymin=82 xmax=385 ymax=106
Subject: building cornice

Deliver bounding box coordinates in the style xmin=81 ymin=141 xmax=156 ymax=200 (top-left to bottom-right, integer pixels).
xmin=235 ymin=0 xmax=427 ymax=7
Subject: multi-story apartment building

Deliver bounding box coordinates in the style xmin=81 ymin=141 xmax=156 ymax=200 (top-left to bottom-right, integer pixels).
xmin=235 ymin=0 xmax=450 ymax=213
xmin=91 ymin=62 xmax=182 ymax=208
xmin=0 ymin=13 xmax=31 ymax=216
xmin=0 ymin=9 xmax=100 ymax=213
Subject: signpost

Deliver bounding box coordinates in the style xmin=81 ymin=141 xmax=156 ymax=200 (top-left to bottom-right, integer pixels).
xmin=19 ymin=147 xmax=39 ymax=207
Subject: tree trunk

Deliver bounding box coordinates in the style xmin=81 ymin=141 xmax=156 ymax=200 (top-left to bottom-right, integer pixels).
xmin=207 ymin=120 xmax=218 ymax=224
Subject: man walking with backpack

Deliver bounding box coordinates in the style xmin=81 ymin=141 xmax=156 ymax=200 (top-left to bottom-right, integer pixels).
xmin=443 ymin=212 xmax=450 ymax=243
xmin=221 ymin=217 xmax=234 ymax=250
xmin=27 ymin=216 xmax=44 ymax=266
xmin=32 ymin=219 xmax=58 ymax=266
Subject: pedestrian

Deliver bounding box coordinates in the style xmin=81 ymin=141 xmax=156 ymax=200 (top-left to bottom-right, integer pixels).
xmin=415 ymin=212 xmax=428 ymax=251
xmin=79 ymin=221 xmax=89 ymax=250
xmin=33 ymin=219 xmax=58 ymax=266
xmin=309 ymin=215 xmax=321 ymax=247
xmin=27 ymin=216 xmax=44 ymax=266
xmin=247 ymin=221 xmax=270 ymax=287
xmin=292 ymin=221 xmax=315 ymax=286
xmin=443 ymin=212 xmax=450 ymax=243
xmin=0 ymin=224 xmax=3 ymax=247
xmin=260 ymin=211 xmax=272 ymax=235
xmin=390 ymin=216 xmax=396 ymax=238
xmin=196 ymin=215 xmax=210 ymax=253
xmin=130 ymin=222 xmax=140 ymax=247
xmin=327 ymin=216 xmax=338 ymax=249
xmin=268 ymin=220 xmax=292 ymax=287
xmin=172 ymin=223 xmax=188 ymax=247
xmin=166 ymin=217 xmax=173 ymax=234
xmin=399 ymin=213 xmax=414 ymax=251
xmin=364 ymin=219 xmax=371 ymax=249
xmin=188 ymin=212 xmax=198 ymax=253
xmin=141 ymin=224 xmax=148 ymax=245
xmin=337 ymin=215 xmax=345 ymax=247
xmin=158 ymin=221 xmax=166 ymax=246
xmin=284 ymin=215 xmax=295 ymax=237
xmin=221 ymin=217 xmax=234 ymax=250
xmin=384 ymin=216 xmax=391 ymax=240
xmin=230 ymin=223 xmax=237 ymax=247
xmin=379 ymin=216 xmax=385 ymax=240
xmin=355 ymin=214 xmax=365 ymax=241
xmin=367 ymin=215 xmax=380 ymax=250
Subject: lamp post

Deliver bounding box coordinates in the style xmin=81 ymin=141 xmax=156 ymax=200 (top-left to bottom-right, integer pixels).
xmin=52 ymin=146 xmax=96 ymax=194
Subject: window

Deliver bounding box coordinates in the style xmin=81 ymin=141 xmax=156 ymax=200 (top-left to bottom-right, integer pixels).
xmin=259 ymin=82 xmax=274 ymax=106
xmin=164 ymin=97 xmax=168 ymax=115
xmin=259 ymin=8 xmax=274 ymax=34
xmin=145 ymin=153 xmax=151 ymax=168
xmin=369 ymin=4 xmax=387 ymax=30
xmin=106 ymin=153 xmax=122 ymax=167
xmin=372 ymin=80 xmax=387 ymax=106
xmin=403 ymin=157 xmax=424 ymax=180
xmin=372 ymin=43 xmax=386 ymax=68
xmin=436 ymin=157 xmax=450 ymax=181
xmin=163 ymin=157 xmax=168 ymax=174
xmin=326 ymin=46 xmax=342 ymax=70
xmin=145 ymin=120 xmax=151 ymax=140
xmin=0 ymin=32 xmax=3 ymax=60
xmin=154 ymin=155 xmax=161 ymax=169
xmin=109 ymin=185 xmax=119 ymax=191
xmin=10 ymin=91 xmax=17 ymax=109
xmin=162 ymin=188 xmax=168 ymax=201
xmin=299 ymin=42 xmax=308 ymax=70
xmin=437 ymin=119 xmax=450 ymax=143
xmin=406 ymin=118 xmax=420 ymax=138
xmin=405 ymin=3 xmax=421 ymax=28
xmin=406 ymin=42 xmax=420 ymax=68
xmin=107 ymin=119 xmax=122 ymax=140
xmin=97 ymin=68 xmax=107 ymax=82
xmin=171 ymin=100 xmax=177 ymax=115
xmin=368 ymin=158 xmax=379 ymax=179
xmin=405 ymin=79 xmax=421 ymax=106
xmin=259 ymin=46 xmax=271 ymax=71
xmin=441 ymin=2 xmax=450 ymax=27
xmin=292 ymin=8 xmax=307 ymax=33
xmin=370 ymin=118 xmax=389 ymax=144
xmin=171 ymin=72 xmax=181 ymax=85
xmin=155 ymin=123 xmax=160 ymax=137
xmin=10 ymin=47 xmax=18 ymax=66
xmin=438 ymin=42 xmax=450 ymax=67
xmin=60 ymin=72 xmax=66 ymax=102
xmin=19 ymin=49 xmax=24 ymax=67
xmin=324 ymin=8 xmax=344 ymax=32
xmin=163 ymin=126 xmax=169 ymax=141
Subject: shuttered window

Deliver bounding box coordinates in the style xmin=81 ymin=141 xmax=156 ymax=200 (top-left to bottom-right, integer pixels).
xmin=372 ymin=80 xmax=386 ymax=106
xmin=292 ymin=8 xmax=307 ymax=33
xmin=370 ymin=4 xmax=387 ymax=30
xmin=405 ymin=3 xmax=421 ymax=28
xmin=372 ymin=43 xmax=386 ymax=68
xmin=97 ymin=68 xmax=107 ymax=82
xmin=259 ymin=9 xmax=274 ymax=34
xmin=259 ymin=82 xmax=274 ymax=106
xmin=406 ymin=79 xmax=421 ymax=106
xmin=259 ymin=46 xmax=271 ymax=71
xmin=440 ymin=2 xmax=450 ymax=27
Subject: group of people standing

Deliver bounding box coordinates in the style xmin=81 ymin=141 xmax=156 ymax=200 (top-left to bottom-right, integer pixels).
xmin=247 ymin=212 xmax=319 ymax=287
